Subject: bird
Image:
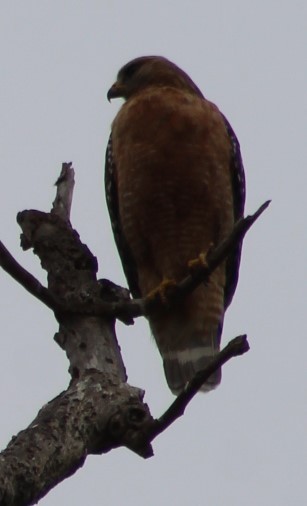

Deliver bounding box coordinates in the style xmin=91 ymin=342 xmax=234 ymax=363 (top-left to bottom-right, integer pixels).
xmin=105 ymin=56 xmax=245 ymax=394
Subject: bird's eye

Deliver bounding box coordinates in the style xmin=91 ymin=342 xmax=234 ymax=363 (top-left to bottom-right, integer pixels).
xmin=122 ymin=62 xmax=141 ymax=80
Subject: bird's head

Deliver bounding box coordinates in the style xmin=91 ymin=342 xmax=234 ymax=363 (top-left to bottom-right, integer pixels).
xmin=107 ymin=56 xmax=203 ymax=101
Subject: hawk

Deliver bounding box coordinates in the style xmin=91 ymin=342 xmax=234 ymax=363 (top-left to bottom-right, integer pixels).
xmin=105 ymin=56 xmax=245 ymax=394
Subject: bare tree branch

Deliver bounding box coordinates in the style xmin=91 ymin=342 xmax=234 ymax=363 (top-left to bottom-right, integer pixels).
xmin=0 ymin=164 xmax=155 ymax=504
xmin=148 ymin=335 xmax=249 ymax=441
xmin=51 ymin=162 xmax=75 ymax=220
xmin=0 ymin=163 xmax=75 ymax=313
xmin=0 ymin=199 xmax=270 ymax=325
xmin=0 ymin=163 xmax=264 ymax=505
xmin=0 ymin=240 xmax=55 ymax=310
xmin=0 ymin=374 xmax=154 ymax=506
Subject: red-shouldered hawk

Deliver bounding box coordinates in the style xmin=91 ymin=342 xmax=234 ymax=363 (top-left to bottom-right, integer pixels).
xmin=105 ymin=56 xmax=245 ymax=394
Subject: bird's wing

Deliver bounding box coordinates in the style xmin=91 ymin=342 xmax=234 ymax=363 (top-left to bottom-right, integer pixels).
xmin=105 ymin=134 xmax=141 ymax=299
xmin=222 ymin=115 xmax=246 ymax=309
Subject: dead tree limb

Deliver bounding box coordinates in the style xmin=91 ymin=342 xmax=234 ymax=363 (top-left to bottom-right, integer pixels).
xmin=0 ymin=163 xmax=268 ymax=505
xmin=51 ymin=161 xmax=75 ymax=220
xmin=0 ymin=240 xmax=55 ymax=310
xmin=147 ymin=334 xmax=249 ymax=440
xmin=0 ymin=200 xmax=270 ymax=325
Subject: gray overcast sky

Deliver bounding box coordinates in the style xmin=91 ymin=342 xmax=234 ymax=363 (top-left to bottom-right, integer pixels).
xmin=0 ymin=1 xmax=306 ymax=505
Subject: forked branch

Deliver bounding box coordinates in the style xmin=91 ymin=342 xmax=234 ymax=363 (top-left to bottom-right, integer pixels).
xmin=0 ymin=201 xmax=270 ymax=324
xmin=0 ymin=163 xmax=268 ymax=505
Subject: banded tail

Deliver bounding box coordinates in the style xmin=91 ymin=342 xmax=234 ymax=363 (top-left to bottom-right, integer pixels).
xmin=162 ymin=327 xmax=222 ymax=394
xmin=149 ymin=281 xmax=225 ymax=395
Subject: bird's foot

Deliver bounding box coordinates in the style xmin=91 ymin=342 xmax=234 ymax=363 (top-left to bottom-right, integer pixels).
xmin=145 ymin=278 xmax=177 ymax=305
xmin=188 ymin=249 xmax=212 ymax=274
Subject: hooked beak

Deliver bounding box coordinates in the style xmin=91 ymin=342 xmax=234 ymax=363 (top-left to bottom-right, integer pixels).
xmin=107 ymin=81 xmax=125 ymax=101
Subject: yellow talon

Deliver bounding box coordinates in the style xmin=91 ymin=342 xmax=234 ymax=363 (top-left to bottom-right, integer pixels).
xmin=146 ymin=278 xmax=177 ymax=304
xmin=188 ymin=252 xmax=209 ymax=272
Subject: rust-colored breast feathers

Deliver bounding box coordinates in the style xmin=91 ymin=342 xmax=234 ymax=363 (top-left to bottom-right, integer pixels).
xmin=111 ymin=87 xmax=233 ymax=295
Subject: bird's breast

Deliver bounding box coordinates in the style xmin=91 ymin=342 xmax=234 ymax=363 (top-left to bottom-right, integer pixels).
xmin=111 ymin=89 xmax=234 ymax=291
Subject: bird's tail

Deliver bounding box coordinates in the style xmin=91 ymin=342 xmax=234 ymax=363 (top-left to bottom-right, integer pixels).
xmin=161 ymin=325 xmax=222 ymax=395
xmin=150 ymin=282 xmax=224 ymax=395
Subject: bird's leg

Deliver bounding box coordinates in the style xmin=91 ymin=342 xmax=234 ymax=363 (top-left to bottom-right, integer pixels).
xmin=145 ymin=278 xmax=177 ymax=305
